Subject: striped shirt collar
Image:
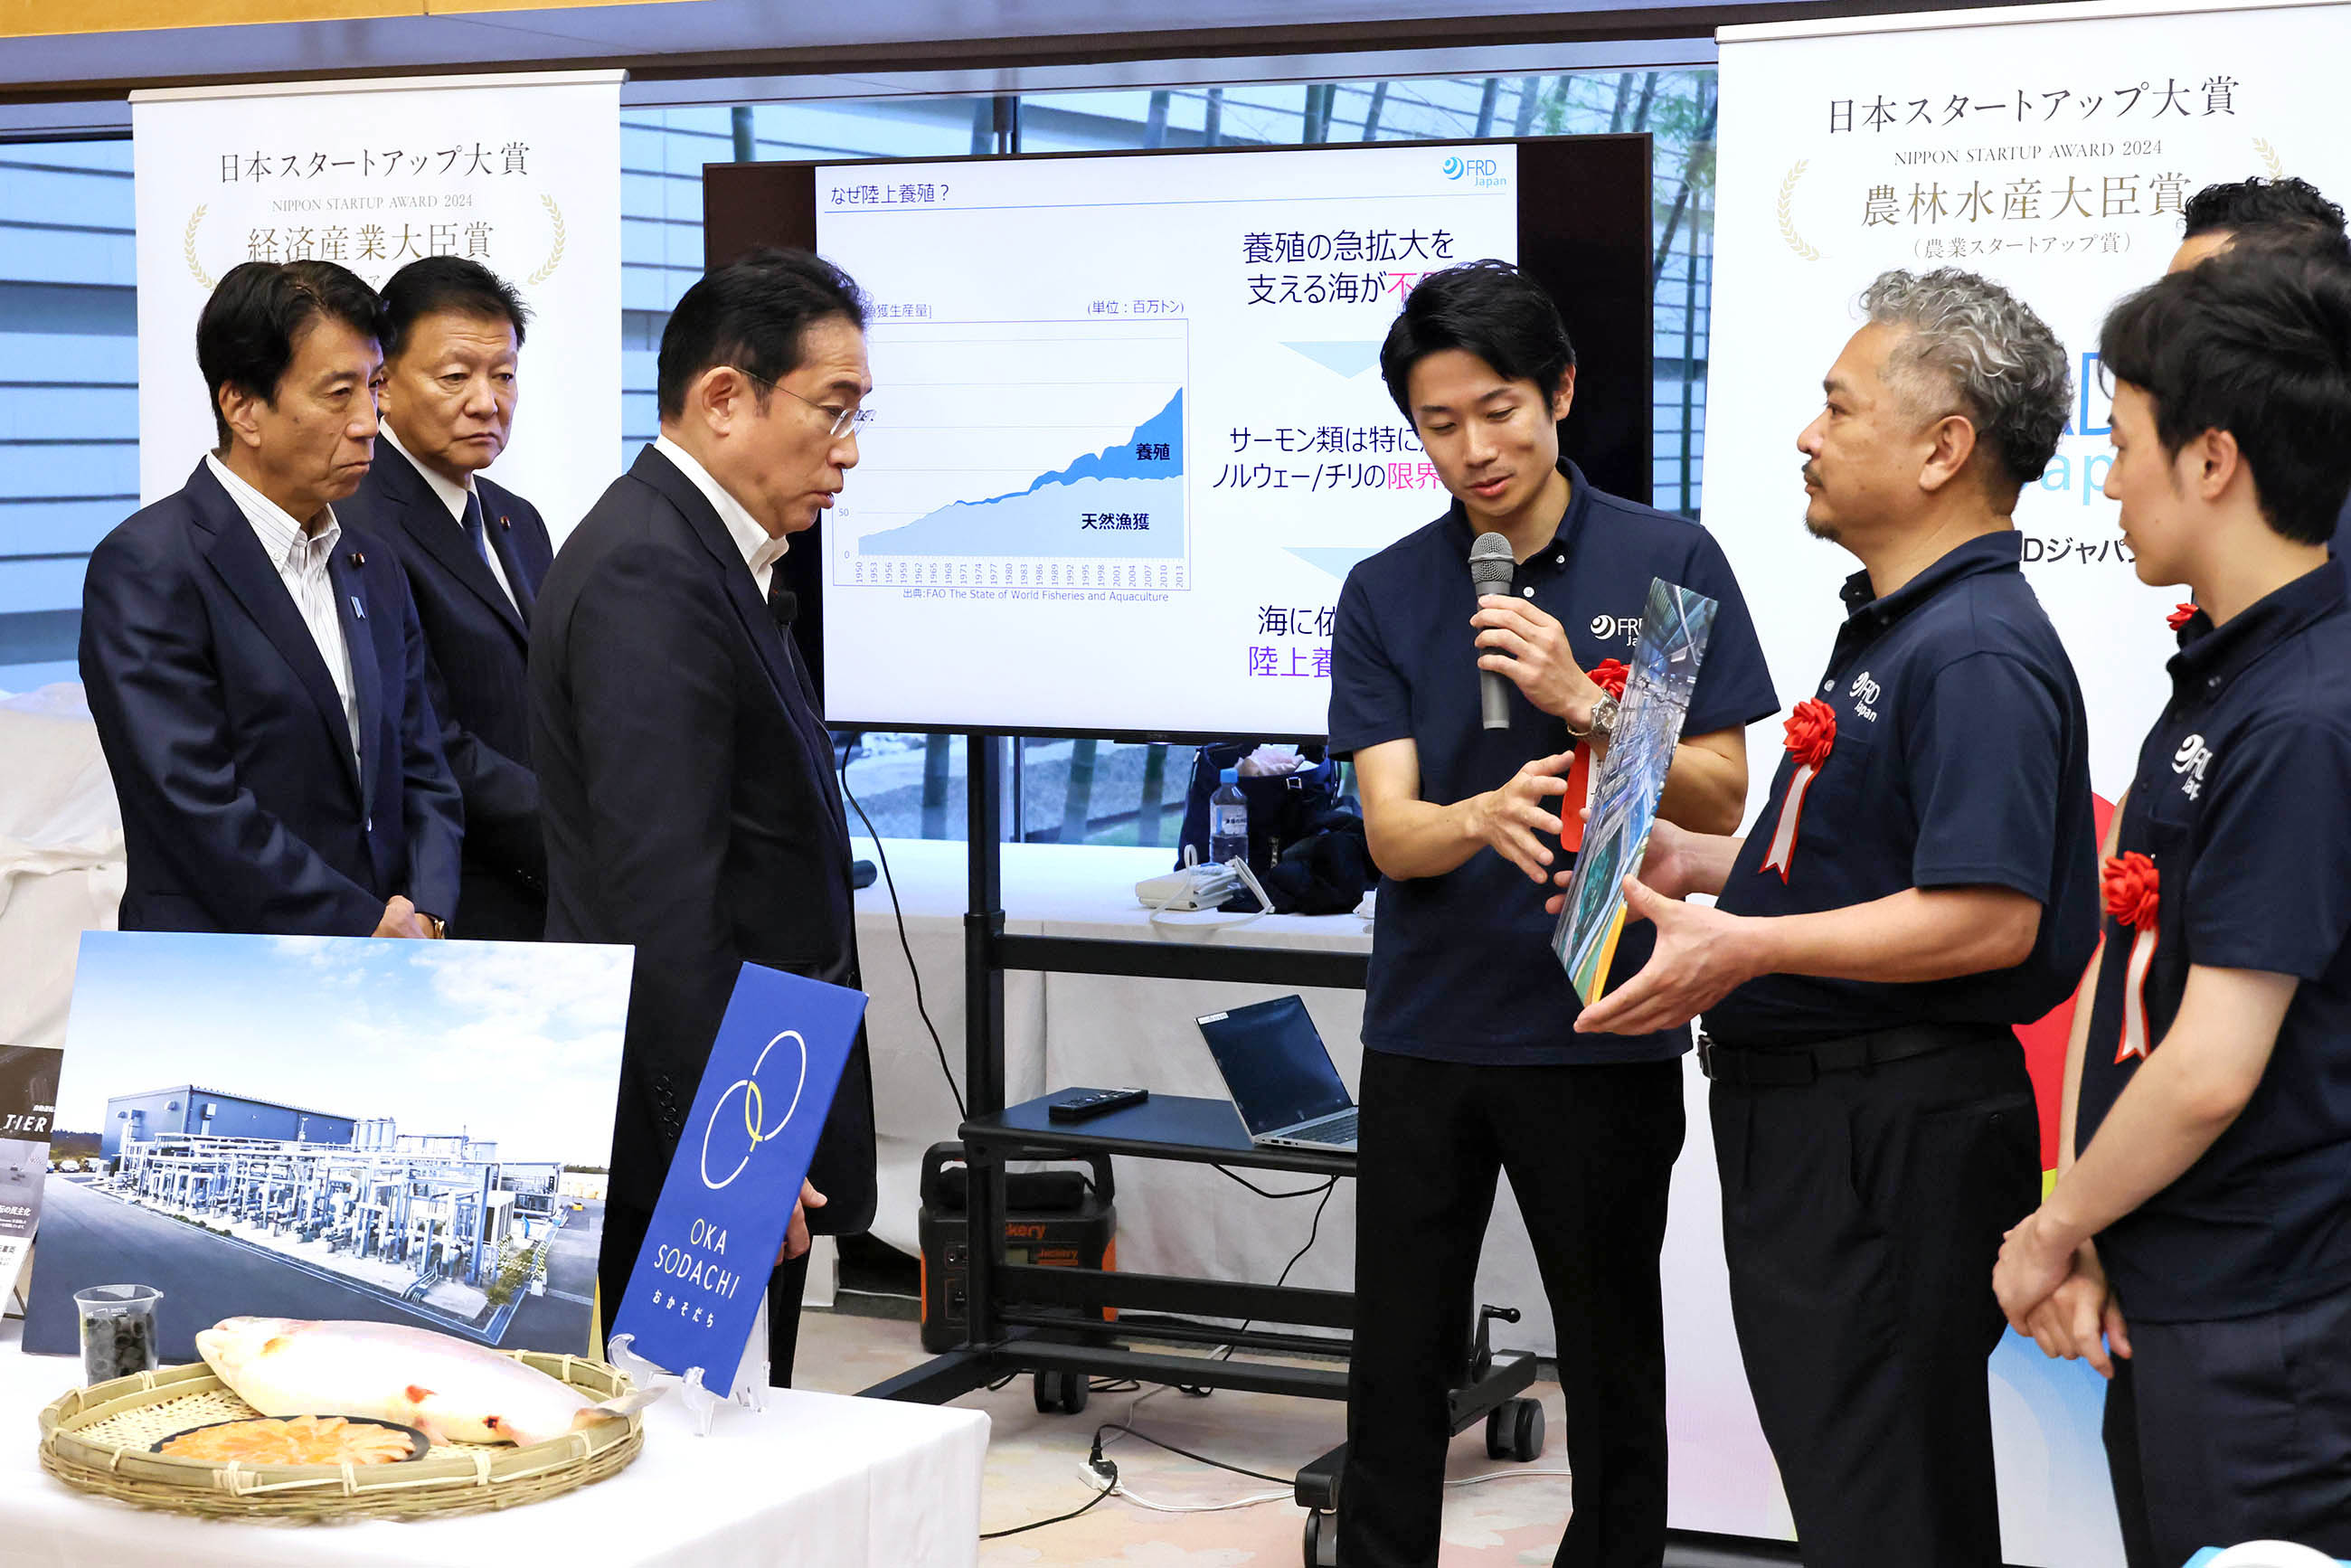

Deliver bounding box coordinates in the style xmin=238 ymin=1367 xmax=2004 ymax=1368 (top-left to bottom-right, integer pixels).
xmin=204 ymin=452 xmax=341 ymax=571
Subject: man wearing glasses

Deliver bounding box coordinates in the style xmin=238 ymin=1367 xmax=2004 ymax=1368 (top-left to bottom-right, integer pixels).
xmin=531 ymin=248 xmax=876 ymax=1384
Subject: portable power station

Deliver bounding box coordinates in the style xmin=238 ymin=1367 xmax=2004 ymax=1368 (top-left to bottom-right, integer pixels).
xmin=918 ymin=1141 xmax=1117 ymax=1354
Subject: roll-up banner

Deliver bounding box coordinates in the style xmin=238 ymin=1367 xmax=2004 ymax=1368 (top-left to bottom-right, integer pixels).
xmin=129 ymin=71 xmax=622 ymax=543
xmin=1681 ymin=5 xmax=2351 ymax=1560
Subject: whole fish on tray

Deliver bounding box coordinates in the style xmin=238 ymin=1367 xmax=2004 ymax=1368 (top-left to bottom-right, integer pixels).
xmin=195 ymin=1317 xmax=654 ymax=1447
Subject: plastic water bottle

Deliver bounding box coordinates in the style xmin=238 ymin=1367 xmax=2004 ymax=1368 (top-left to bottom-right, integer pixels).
xmin=1210 ymin=767 xmax=1250 ymax=867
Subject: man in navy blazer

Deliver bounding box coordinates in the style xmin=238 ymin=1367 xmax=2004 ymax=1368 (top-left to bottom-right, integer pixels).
xmin=532 ymin=249 xmax=875 ymax=1381
xmin=80 ymin=260 xmax=461 ymax=939
xmin=338 ymin=258 xmax=552 ymax=940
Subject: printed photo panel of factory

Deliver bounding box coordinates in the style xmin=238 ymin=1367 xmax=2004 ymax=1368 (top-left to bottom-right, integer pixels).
xmin=26 ymin=931 xmax=632 ymax=1364
xmin=58 ymin=1087 xmax=600 ymax=1356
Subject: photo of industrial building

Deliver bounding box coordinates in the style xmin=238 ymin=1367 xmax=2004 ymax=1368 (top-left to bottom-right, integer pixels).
xmin=26 ymin=932 xmax=631 ymax=1364
xmin=82 ymin=1088 xmax=583 ymax=1342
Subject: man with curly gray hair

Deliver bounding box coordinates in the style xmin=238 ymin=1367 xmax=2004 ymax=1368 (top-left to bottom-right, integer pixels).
xmin=1565 ymin=269 xmax=2099 ymax=1566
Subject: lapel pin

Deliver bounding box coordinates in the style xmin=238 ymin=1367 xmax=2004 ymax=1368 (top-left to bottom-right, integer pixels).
xmin=499 ymin=515 xmax=512 ymax=530
xmin=349 ymin=551 xmax=366 ymax=567
xmin=349 ymin=594 xmax=367 ymax=621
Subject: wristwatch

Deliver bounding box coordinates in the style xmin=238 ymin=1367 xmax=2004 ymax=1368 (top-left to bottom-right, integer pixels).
xmin=1572 ymin=694 xmax=1621 ymax=740
xmin=420 ymin=912 xmax=448 ymax=940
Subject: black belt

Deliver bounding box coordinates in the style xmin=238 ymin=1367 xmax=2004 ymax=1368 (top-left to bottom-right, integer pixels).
xmin=1696 ymin=1021 xmax=2001 ymax=1087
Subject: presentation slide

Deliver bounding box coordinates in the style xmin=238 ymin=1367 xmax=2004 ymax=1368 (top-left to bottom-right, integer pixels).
xmin=814 ymin=143 xmax=1517 ymax=737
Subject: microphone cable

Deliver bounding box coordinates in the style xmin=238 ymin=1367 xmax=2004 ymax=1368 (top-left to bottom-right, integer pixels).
xmin=836 ymin=733 xmax=964 ymax=1119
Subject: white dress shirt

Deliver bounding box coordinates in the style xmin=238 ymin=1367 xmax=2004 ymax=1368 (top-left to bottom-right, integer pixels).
xmin=205 ymin=453 xmax=362 ymax=767
xmin=655 ymin=434 xmax=788 ymax=598
xmin=382 ymin=424 xmax=518 ymax=612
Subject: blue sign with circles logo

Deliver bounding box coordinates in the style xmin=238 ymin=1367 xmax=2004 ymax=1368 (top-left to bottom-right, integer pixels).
xmin=612 ymin=963 xmax=866 ymax=1375
xmin=700 ymin=1030 xmax=809 ymax=1191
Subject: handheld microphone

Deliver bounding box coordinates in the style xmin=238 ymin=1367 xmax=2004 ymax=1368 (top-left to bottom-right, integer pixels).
xmin=1468 ymin=531 xmax=1515 ymax=731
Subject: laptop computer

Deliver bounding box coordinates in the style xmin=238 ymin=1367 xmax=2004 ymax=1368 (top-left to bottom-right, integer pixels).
xmin=1195 ymin=996 xmax=1359 ymax=1152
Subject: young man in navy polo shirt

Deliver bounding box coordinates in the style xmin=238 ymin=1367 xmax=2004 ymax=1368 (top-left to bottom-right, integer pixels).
xmin=2165 ymin=178 xmax=2351 ymax=556
xmin=1327 ymin=260 xmax=1779 ymax=1568
xmin=1993 ymin=253 xmax=2351 ymax=1566
xmin=1569 ymin=269 xmax=2099 ymax=1568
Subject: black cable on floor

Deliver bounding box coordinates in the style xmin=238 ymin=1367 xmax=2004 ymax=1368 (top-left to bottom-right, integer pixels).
xmin=978 ymin=1478 xmax=1112 ymax=1539
xmin=1091 ymin=1421 xmax=1292 ymax=1486
xmin=837 ymin=735 xmax=964 ymax=1119
xmin=1003 ymin=1184 xmax=1342 ymax=1531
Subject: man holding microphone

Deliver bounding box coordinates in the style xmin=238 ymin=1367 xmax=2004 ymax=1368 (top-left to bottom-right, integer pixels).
xmin=1569 ymin=269 xmax=2099 ymax=1567
xmin=1329 ymin=260 xmax=1780 ymax=1568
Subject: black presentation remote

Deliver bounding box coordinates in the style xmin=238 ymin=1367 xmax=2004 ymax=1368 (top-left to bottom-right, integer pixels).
xmin=1048 ymin=1087 xmax=1149 ymax=1122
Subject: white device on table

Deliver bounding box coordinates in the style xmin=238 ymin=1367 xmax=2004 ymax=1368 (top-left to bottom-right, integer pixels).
xmin=1194 ymin=995 xmax=1358 ymax=1152
xmin=1136 ymin=845 xmax=1272 ymax=918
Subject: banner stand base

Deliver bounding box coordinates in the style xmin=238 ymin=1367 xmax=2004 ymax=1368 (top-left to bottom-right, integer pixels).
xmin=609 ymin=1307 xmax=769 ymax=1440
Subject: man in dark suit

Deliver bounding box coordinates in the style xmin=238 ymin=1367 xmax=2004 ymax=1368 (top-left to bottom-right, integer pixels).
xmin=339 ymin=258 xmax=553 ymax=940
xmin=80 ymin=259 xmax=461 ymax=938
xmin=532 ymin=249 xmax=875 ymax=1379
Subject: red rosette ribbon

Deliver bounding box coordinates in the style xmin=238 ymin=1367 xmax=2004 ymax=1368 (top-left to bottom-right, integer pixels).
xmin=1759 ymin=698 xmax=1837 ymax=883
xmin=2102 ymin=851 xmax=2161 ymax=1063
xmin=1560 ymin=660 xmax=1632 ymax=853
xmin=2167 ymin=603 xmax=2199 ymax=632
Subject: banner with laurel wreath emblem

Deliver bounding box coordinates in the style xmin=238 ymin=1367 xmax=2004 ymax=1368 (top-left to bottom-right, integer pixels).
xmin=1669 ymin=6 xmax=2351 ymax=1561
xmin=131 ymin=71 xmax=619 ymax=543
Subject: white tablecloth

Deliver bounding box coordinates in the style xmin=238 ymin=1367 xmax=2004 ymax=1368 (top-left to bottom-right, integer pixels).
xmin=852 ymin=836 xmax=1563 ymax=1356
xmin=0 ymin=1321 xmax=987 ymax=1567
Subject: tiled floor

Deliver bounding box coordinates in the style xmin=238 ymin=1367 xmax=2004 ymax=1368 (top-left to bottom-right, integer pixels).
xmin=791 ymin=1309 xmax=1576 ymax=1566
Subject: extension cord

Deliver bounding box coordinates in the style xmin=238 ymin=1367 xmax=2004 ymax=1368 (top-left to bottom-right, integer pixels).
xmin=1073 ymin=1455 xmax=1294 ymax=1515
xmin=1075 ymin=1440 xmax=1572 ymax=1520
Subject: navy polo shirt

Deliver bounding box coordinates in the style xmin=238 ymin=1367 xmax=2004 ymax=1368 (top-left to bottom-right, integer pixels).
xmin=1327 ymin=459 xmax=1780 ymax=1064
xmin=1704 ymin=531 xmax=2098 ymax=1047
xmin=2077 ymin=561 xmax=2351 ymax=1324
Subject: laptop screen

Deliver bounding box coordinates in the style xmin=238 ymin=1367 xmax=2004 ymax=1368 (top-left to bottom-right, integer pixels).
xmin=1195 ymin=996 xmax=1354 ymax=1138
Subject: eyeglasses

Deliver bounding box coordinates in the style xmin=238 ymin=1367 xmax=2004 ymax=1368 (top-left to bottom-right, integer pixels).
xmin=731 ymin=367 xmax=859 ymax=438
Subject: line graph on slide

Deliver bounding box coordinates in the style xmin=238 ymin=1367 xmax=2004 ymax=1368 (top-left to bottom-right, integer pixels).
xmin=832 ymin=318 xmax=1190 ymax=590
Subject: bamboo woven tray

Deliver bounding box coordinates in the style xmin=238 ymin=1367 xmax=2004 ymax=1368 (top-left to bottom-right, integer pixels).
xmin=36 ymin=1351 xmax=643 ymax=1521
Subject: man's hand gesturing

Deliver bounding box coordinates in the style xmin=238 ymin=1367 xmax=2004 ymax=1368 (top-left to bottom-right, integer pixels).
xmin=1469 ymin=751 xmax=1576 ymax=882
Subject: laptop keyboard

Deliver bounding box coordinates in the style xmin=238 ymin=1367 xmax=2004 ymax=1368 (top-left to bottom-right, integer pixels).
xmin=1289 ymin=1110 xmax=1358 ymax=1145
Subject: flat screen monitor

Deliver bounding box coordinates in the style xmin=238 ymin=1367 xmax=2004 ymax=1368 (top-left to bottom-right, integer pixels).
xmin=703 ymin=134 xmax=1653 ymax=740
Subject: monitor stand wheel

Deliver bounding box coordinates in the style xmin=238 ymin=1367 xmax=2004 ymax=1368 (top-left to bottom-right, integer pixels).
xmin=1032 ymin=1368 xmax=1091 ymax=1415
xmin=1486 ymin=1396 xmax=1545 ymax=1463
xmin=1302 ymin=1506 xmax=1338 ymax=1568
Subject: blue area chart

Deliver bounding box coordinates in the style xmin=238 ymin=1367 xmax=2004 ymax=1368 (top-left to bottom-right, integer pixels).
xmin=857 ymin=392 xmax=1185 ymax=559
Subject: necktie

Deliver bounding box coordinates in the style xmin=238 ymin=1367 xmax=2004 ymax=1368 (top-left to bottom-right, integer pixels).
xmin=460 ymin=486 xmax=491 ymax=568
xmin=464 ymin=488 xmax=534 ymax=628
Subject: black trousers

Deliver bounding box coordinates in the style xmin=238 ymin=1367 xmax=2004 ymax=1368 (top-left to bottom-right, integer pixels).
xmin=1340 ymin=1050 xmax=1685 ymax=1568
xmin=598 ymin=1198 xmax=814 ymax=1384
xmin=1711 ymin=1034 xmax=2040 ymax=1568
xmin=2103 ymin=1283 xmax=2351 ymax=1568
